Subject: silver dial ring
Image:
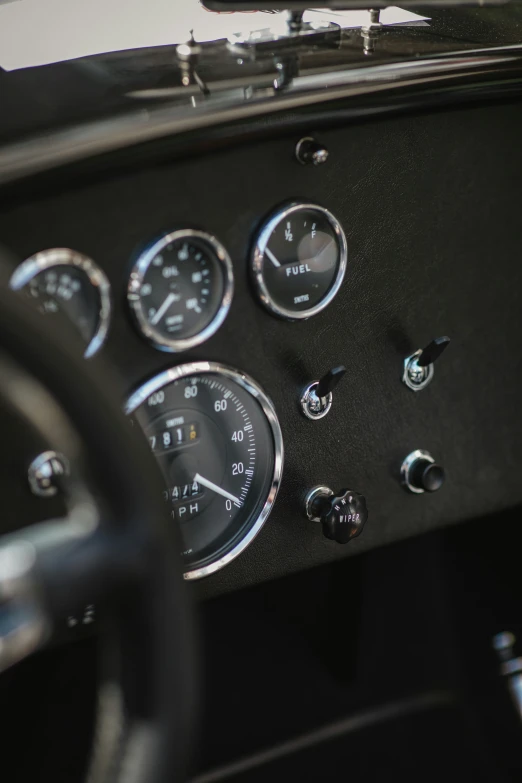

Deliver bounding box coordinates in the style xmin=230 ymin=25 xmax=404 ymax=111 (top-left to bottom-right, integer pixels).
xmin=9 ymin=248 xmax=111 ymax=358
xmin=127 ymin=229 xmax=234 ymax=352
xmin=251 ymin=202 xmax=348 ymax=321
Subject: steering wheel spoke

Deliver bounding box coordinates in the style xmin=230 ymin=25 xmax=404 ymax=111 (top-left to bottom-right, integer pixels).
xmin=0 ymin=516 xmax=111 ymax=671
xmin=0 ymin=278 xmax=197 ymax=782
xmin=0 ymin=539 xmax=49 ymax=671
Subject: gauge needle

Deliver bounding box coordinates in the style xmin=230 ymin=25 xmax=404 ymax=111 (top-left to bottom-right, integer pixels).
xmin=194 ymin=473 xmax=242 ymax=506
xmin=151 ymin=292 xmax=177 ymax=325
xmin=264 ymin=247 xmax=281 ymax=268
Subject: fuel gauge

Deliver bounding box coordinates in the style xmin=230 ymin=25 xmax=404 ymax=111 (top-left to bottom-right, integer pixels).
xmin=251 ymin=202 xmax=347 ymax=320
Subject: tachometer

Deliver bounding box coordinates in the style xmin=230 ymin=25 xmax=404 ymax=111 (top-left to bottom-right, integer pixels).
xmin=128 ymin=230 xmax=234 ymax=352
xmin=251 ymin=202 xmax=347 ymax=320
xmin=10 ymin=248 xmax=111 ymax=358
xmin=125 ymin=363 xmax=283 ymax=579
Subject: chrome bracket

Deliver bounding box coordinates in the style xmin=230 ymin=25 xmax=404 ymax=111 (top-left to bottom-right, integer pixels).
xmin=227 ymin=15 xmax=340 ymax=57
xmin=361 ymin=8 xmax=383 ymax=55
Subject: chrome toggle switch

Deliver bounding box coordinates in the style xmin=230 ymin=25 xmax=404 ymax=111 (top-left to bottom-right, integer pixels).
xmin=300 ymin=365 xmax=346 ymax=420
xmin=403 ymin=336 xmax=450 ymax=391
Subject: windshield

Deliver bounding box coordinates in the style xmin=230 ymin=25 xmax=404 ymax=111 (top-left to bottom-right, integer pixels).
xmin=0 ymin=0 xmax=427 ymax=71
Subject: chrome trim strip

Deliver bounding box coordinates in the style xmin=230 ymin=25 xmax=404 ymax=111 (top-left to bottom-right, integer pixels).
xmin=0 ymin=50 xmax=521 ymax=186
xmin=9 ymin=248 xmax=112 ymax=358
xmin=127 ymin=230 xmax=234 ymax=352
xmin=251 ymin=202 xmax=348 ymax=320
xmin=125 ymin=361 xmax=284 ymax=581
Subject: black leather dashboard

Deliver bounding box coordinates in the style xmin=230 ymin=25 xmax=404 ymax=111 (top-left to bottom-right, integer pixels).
xmin=1 ymin=99 xmax=522 ymax=597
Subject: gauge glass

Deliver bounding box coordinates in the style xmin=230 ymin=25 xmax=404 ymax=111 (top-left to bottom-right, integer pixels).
xmin=9 ymin=248 xmax=111 ymax=358
xmin=128 ymin=230 xmax=234 ymax=352
xmin=126 ymin=363 xmax=283 ymax=580
xmin=252 ymin=202 xmax=347 ymax=320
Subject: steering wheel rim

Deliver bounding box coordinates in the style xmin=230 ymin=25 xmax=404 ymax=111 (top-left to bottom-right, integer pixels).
xmin=0 ymin=283 xmax=198 ymax=783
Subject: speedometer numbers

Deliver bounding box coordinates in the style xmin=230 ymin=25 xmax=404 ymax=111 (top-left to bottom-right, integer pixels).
xmin=251 ymin=202 xmax=347 ymax=320
xmin=128 ymin=230 xmax=234 ymax=352
xmin=126 ymin=363 xmax=283 ymax=580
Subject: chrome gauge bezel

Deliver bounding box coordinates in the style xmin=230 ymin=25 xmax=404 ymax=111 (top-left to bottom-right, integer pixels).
xmin=125 ymin=362 xmax=284 ymax=580
xmin=9 ymin=248 xmax=112 ymax=358
xmin=251 ymin=201 xmax=348 ymax=321
xmin=127 ymin=230 xmax=234 ymax=352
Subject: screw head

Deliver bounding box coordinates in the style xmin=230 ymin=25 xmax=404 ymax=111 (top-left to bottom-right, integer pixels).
xmin=312 ymin=148 xmax=329 ymax=165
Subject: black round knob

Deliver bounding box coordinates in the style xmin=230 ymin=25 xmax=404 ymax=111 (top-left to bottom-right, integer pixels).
xmin=295 ymin=137 xmax=329 ymax=166
xmin=312 ymin=490 xmax=368 ymax=544
xmin=410 ymin=459 xmax=445 ymax=493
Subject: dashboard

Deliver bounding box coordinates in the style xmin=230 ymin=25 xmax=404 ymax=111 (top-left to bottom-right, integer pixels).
xmin=1 ymin=97 xmax=522 ymax=597
xmin=8 ymin=200 xmax=347 ymax=579
xmin=1 ymin=10 xmax=522 ymax=783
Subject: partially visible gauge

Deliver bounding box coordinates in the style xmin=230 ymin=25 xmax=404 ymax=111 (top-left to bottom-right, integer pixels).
xmin=128 ymin=229 xmax=234 ymax=352
xmin=126 ymin=363 xmax=283 ymax=579
xmin=251 ymin=202 xmax=348 ymax=320
xmin=9 ymin=248 xmax=111 ymax=358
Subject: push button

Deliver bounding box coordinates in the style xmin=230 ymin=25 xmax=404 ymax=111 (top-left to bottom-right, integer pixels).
xmin=401 ymin=450 xmax=445 ymax=494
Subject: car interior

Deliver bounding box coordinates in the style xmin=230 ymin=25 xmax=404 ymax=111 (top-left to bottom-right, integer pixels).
xmin=1 ymin=1 xmax=522 ymax=781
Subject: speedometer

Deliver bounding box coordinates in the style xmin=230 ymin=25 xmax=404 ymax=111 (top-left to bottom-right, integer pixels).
xmin=125 ymin=363 xmax=283 ymax=579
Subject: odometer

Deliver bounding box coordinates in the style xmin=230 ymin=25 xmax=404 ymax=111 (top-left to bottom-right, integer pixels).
xmin=126 ymin=363 xmax=283 ymax=579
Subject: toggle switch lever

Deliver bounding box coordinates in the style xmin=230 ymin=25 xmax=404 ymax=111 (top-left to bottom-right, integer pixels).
xmin=300 ymin=365 xmax=346 ymax=420
xmin=316 ymin=366 xmax=346 ymax=400
xmin=305 ymin=486 xmax=368 ymax=544
xmin=403 ymin=336 xmax=450 ymax=391
xmin=416 ymin=336 xmax=451 ymax=367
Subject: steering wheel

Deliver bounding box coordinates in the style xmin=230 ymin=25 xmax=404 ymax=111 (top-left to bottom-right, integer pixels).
xmin=0 ymin=282 xmax=197 ymax=783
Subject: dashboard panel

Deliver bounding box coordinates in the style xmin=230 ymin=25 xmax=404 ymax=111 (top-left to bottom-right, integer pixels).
xmin=1 ymin=99 xmax=522 ymax=596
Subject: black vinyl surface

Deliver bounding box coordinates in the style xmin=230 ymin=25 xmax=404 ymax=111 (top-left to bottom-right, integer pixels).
xmin=0 ymin=101 xmax=522 ymax=596
xmin=2 ymin=511 xmax=522 ymax=783
xmin=207 ymin=707 xmax=498 ymax=783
